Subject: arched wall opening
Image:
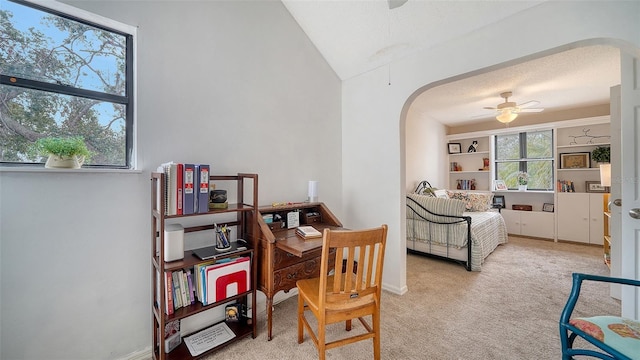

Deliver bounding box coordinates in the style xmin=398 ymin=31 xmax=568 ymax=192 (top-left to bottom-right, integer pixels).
xmin=399 ymin=38 xmax=634 ymax=278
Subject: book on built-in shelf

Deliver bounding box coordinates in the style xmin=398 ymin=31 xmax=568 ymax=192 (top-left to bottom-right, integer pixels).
xmin=558 ymin=180 xmax=575 ymax=192
xmin=296 ymin=225 xmax=323 ymax=239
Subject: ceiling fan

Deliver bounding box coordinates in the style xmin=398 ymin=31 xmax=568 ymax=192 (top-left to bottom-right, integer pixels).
xmin=484 ymin=91 xmax=544 ymax=123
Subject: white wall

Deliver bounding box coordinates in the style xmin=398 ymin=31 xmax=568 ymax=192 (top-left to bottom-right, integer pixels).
xmin=0 ymin=1 xmax=341 ymax=359
xmin=342 ymin=1 xmax=640 ymax=299
xmin=404 ymin=108 xmax=448 ymax=193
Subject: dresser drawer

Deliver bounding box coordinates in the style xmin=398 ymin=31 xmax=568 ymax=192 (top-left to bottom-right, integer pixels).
xmin=272 ymin=252 xmax=335 ymax=293
xmin=273 ymin=247 xmax=325 ymax=270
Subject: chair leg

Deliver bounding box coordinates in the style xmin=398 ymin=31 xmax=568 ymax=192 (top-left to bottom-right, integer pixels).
xmin=373 ymin=310 xmax=381 ymax=360
xmin=318 ymin=321 xmax=326 ymax=360
xmin=297 ymin=295 xmax=304 ymax=344
xmin=345 ymin=319 xmax=352 ymax=331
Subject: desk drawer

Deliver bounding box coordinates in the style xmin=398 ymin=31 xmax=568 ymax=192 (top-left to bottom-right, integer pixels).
xmin=272 ymin=252 xmax=335 ymax=293
xmin=273 ymin=247 xmax=323 ymax=270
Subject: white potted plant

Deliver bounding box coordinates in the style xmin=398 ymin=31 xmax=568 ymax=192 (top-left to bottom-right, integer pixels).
xmin=34 ymin=136 xmax=92 ymax=169
xmin=517 ymin=171 xmax=528 ymax=191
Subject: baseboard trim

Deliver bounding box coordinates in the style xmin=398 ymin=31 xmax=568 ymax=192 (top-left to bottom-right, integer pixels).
xmin=120 ymin=347 xmax=152 ymax=360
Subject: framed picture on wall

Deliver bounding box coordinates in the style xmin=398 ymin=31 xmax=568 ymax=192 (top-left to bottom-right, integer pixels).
xmin=448 ymin=143 xmax=462 ymax=154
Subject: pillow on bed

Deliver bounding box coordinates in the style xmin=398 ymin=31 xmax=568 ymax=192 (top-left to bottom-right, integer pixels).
xmin=445 ymin=191 xmax=493 ymax=212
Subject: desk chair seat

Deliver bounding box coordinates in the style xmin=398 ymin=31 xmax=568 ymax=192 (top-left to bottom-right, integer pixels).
xmin=560 ymin=273 xmax=640 ymax=360
xmin=297 ymin=225 xmax=387 ymax=360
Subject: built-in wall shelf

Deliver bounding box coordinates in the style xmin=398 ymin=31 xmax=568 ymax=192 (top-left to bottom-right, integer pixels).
xmin=449 ymin=150 xmax=490 ymax=156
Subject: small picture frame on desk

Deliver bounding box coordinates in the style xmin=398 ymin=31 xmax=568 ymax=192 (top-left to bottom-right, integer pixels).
xmin=493 ymin=180 xmax=508 ymax=191
xmin=492 ymin=195 xmax=505 ymax=209
xmin=448 ymin=143 xmax=462 ymax=154
xmin=543 ymin=203 xmax=555 ymax=212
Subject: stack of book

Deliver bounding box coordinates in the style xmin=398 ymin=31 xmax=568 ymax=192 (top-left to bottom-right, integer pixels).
xmin=296 ymin=226 xmax=323 ymax=239
xmin=161 ymin=269 xmax=197 ymax=315
xmin=157 ymin=162 xmax=210 ymax=215
xmin=160 ymin=255 xmax=251 ymax=315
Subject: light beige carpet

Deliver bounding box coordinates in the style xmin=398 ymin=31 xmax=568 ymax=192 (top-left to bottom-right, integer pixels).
xmin=205 ymin=236 xmax=619 ymax=359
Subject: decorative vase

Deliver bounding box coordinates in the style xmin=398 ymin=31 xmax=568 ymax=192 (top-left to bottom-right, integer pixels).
xmin=518 ymin=184 xmax=527 ymax=191
xmin=45 ymin=154 xmax=84 ymax=169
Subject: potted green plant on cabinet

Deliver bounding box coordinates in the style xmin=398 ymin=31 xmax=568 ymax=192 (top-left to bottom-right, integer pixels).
xmin=34 ymin=136 xmax=92 ymax=169
xmin=592 ymin=146 xmax=610 ymax=164
xmin=517 ymin=171 xmax=528 ymax=191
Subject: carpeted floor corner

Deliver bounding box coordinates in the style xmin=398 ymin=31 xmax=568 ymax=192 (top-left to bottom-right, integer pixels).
xmin=204 ymin=236 xmax=619 ymax=359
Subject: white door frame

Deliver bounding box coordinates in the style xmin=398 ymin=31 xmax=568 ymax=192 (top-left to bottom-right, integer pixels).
xmin=619 ymin=50 xmax=640 ymax=319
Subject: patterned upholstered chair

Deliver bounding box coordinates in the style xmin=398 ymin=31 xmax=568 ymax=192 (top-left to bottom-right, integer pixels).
xmin=560 ymin=273 xmax=640 ymax=360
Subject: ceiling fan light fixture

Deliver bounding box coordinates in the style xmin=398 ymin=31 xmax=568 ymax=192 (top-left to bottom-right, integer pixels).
xmin=496 ymin=108 xmax=518 ymax=123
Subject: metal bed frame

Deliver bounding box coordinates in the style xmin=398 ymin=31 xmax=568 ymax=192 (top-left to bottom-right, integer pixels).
xmin=406 ymin=195 xmax=472 ymax=271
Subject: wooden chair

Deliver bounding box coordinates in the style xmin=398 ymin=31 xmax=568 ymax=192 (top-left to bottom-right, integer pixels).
xmin=559 ymin=272 xmax=640 ymax=360
xmin=296 ymin=224 xmax=388 ymax=360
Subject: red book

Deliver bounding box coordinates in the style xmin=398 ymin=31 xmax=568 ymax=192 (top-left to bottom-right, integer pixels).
xmin=165 ymin=272 xmax=174 ymax=315
xmin=176 ymin=163 xmax=183 ymax=215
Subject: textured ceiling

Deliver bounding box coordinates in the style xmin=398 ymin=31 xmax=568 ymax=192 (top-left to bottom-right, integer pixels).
xmin=283 ymin=1 xmax=621 ymax=126
xmin=412 ymin=44 xmax=621 ymax=125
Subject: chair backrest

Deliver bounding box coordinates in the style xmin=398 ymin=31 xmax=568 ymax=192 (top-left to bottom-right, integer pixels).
xmin=318 ymin=225 xmax=388 ymax=310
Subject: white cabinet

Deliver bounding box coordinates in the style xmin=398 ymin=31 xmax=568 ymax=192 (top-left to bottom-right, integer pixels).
xmin=556 ymin=193 xmax=604 ymax=244
xmin=501 ymin=209 xmax=555 ymax=239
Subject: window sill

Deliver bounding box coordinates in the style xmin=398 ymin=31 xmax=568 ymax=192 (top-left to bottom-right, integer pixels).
xmin=0 ymin=166 xmax=141 ymax=174
xmin=492 ymin=190 xmax=554 ymax=194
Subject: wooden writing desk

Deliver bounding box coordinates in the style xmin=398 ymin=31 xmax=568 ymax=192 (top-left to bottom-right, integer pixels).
xmin=250 ymin=202 xmax=342 ymax=340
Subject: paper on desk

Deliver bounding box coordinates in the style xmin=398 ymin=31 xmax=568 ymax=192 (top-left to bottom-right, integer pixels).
xmin=183 ymin=322 xmax=235 ymax=356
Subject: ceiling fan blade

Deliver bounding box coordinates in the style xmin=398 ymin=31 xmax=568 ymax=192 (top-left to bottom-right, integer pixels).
xmin=518 ymin=108 xmax=544 ymax=113
xmin=483 ymin=106 xmax=497 ymax=110
xmin=517 ymin=100 xmax=540 ymax=108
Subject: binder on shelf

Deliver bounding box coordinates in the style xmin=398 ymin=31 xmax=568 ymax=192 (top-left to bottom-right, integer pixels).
xmin=195 ymin=164 xmax=210 ymax=213
xmin=183 ymin=164 xmax=195 ymax=215
xmin=176 ymin=163 xmax=184 ymax=215
xmin=205 ymin=256 xmax=251 ymax=305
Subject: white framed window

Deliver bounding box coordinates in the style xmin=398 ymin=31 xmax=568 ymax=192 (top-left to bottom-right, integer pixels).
xmin=1 ymin=0 xmax=136 ymax=168
xmin=494 ymin=130 xmax=554 ymax=190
